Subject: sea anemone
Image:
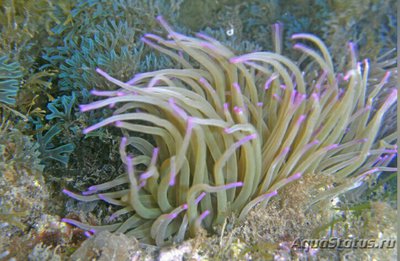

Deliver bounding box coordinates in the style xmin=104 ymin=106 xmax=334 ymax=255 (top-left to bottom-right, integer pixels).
xmin=62 ymin=17 xmax=397 ymax=246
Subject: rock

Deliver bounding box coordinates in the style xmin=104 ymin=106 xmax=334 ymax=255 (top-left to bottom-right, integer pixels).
xmin=70 ymin=231 xmax=141 ymax=261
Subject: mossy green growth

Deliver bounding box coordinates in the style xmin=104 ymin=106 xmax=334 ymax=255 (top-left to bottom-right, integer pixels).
xmin=0 ymin=0 xmax=63 ymax=117
xmin=0 ymin=56 xmax=22 ymax=106
xmin=0 ymin=125 xmax=45 ymax=232
xmin=42 ymin=0 xmax=184 ymax=91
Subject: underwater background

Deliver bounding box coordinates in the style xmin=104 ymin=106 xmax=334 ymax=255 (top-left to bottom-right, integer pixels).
xmin=0 ymin=0 xmax=397 ymax=260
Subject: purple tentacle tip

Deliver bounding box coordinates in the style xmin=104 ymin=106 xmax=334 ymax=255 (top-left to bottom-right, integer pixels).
xmin=269 ymin=190 xmax=278 ymax=197
xmin=61 ymin=218 xmax=75 ymax=226
xmin=273 ymin=23 xmax=282 ymax=31
xmin=282 ymin=147 xmax=290 ymax=155
xmin=168 ymin=156 xmax=177 ymax=186
xmin=198 ymin=77 xmax=206 ymax=84
xmin=194 ymin=192 xmax=206 ymax=205
xmin=143 ymin=33 xmax=154 ymax=39
xmin=169 ymin=178 xmax=176 ymax=186
xmin=200 ymin=42 xmax=216 ymax=50
xmin=224 ymin=182 xmax=243 ymax=190
xmin=168 ymin=213 xmax=178 ymax=219
xmin=248 ymin=133 xmax=257 ymax=140
xmin=382 ymin=71 xmax=391 ymax=83
xmin=187 ymin=116 xmax=194 ymax=130
xmin=232 ymin=82 xmax=241 ymax=92
xmin=96 ymin=68 xmax=106 ymax=75
xmin=98 ymin=194 xmax=107 ymax=201
xmin=233 ymin=106 xmax=243 ymax=114
xmin=82 ymin=127 xmax=92 ymax=135
xmin=297 ymin=115 xmax=306 ymax=125
xmin=263 ymin=190 xmax=278 ymax=199
xmin=199 ymin=210 xmax=210 ymax=221
xmin=287 ymin=172 xmax=302 ymax=183
xmin=139 ymin=181 xmax=146 ymax=188
xmin=62 ymin=189 xmax=72 ymax=196
xmin=140 ymin=36 xmax=150 ymax=44
xmin=272 ymin=94 xmax=281 ymax=102
xmin=79 ymin=104 xmax=89 ymax=112
xmin=326 ymin=144 xmax=339 ymax=151
xmin=126 ymin=155 xmax=133 ymax=165
xmin=153 ymin=147 xmax=159 ymax=157
xmin=195 ymin=33 xmax=212 ymax=41
xmin=82 ymin=187 xmax=96 ymax=195
xmin=293 ymin=43 xmax=302 ymax=49
xmin=229 ymin=57 xmax=241 ymax=64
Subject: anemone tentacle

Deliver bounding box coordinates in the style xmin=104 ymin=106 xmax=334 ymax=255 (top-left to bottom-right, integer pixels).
xmin=63 ymin=17 xmax=397 ymax=246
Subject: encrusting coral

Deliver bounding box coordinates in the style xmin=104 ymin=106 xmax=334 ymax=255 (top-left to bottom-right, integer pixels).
xmin=62 ymin=17 xmax=397 ymax=246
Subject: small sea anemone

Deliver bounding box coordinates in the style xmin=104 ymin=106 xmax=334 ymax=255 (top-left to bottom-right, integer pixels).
xmin=62 ymin=17 xmax=397 ymax=246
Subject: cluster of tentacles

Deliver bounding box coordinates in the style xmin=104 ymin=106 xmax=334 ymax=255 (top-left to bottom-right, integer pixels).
xmin=62 ymin=17 xmax=397 ymax=246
